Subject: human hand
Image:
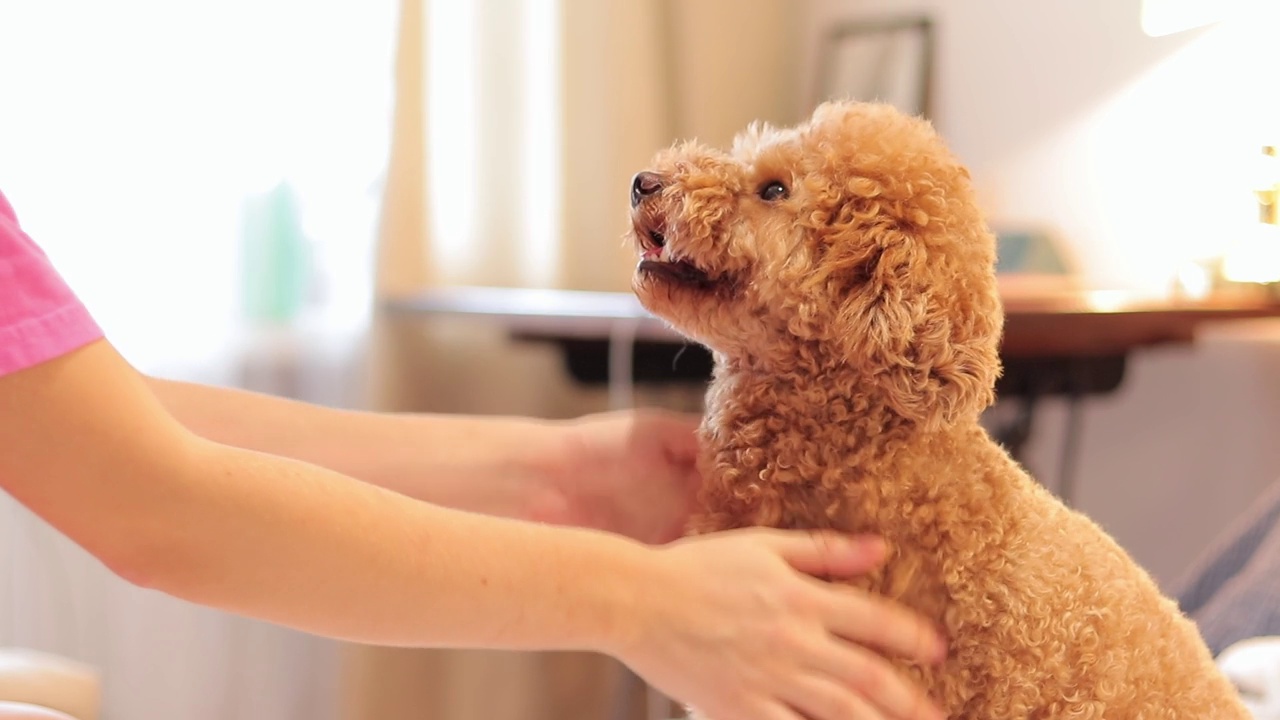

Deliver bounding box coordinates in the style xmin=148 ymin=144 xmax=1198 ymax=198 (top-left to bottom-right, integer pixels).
xmin=537 ymin=408 xmax=703 ymax=543
xmin=615 ymin=529 xmax=947 ymax=720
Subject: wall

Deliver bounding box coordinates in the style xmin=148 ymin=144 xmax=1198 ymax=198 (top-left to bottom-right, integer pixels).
xmin=817 ymin=0 xmax=1280 ymax=293
xmin=815 ymin=0 xmax=1280 ymax=586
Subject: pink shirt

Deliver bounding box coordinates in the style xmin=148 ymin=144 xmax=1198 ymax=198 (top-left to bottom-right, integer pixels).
xmin=0 ymin=190 xmax=104 ymax=375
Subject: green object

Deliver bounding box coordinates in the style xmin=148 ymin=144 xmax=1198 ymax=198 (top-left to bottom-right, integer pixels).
xmin=995 ymin=229 xmax=1072 ymax=275
xmin=240 ymin=181 xmax=310 ymax=323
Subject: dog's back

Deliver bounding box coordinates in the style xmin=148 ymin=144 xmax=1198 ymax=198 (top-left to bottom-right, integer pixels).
xmin=822 ymin=430 xmax=1251 ymax=719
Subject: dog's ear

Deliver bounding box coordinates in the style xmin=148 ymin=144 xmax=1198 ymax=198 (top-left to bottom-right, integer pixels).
xmin=781 ymin=104 xmax=1001 ymax=430
xmin=817 ymin=218 xmax=1002 ymax=431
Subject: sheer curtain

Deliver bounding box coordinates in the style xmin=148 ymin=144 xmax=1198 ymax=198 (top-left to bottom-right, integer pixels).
xmin=0 ymin=2 xmax=397 ymax=719
xmin=407 ymin=0 xmax=813 ymax=294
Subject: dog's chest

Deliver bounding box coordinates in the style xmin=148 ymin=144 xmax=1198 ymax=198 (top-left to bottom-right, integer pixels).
xmin=692 ymin=437 xmax=951 ymax=612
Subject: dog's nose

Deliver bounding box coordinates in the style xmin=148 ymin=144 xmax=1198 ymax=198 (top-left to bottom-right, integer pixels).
xmin=631 ymin=171 xmax=664 ymax=207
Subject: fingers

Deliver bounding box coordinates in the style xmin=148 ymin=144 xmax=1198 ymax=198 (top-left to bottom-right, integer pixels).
xmin=751 ymin=701 xmax=811 ymax=720
xmin=652 ymin=411 xmax=703 ymax=461
xmin=821 ymin=585 xmax=946 ymax=666
xmin=781 ymin=673 xmax=885 ymax=720
xmin=768 ymin=529 xmax=888 ymax=578
xmin=646 ymin=410 xmax=703 ymax=493
xmin=805 ymin=641 xmax=944 ymax=720
xmin=761 ymin=529 xmax=945 ymax=665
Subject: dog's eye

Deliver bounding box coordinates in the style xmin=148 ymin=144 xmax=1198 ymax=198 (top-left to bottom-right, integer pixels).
xmin=758 ymin=180 xmax=788 ymax=202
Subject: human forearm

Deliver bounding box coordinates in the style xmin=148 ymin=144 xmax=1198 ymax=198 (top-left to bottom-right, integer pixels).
xmin=123 ymin=435 xmax=645 ymax=652
xmin=144 ymin=377 xmax=565 ymax=514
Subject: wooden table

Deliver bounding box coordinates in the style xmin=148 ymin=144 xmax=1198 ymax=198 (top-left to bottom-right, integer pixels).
xmin=998 ymin=286 xmax=1280 ymax=358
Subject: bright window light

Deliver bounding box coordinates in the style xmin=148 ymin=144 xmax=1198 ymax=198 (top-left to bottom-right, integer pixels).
xmin=520 ymin=0 xmax=563 ymax=287
xmin=1140 ymin=0 xmax=1248 ymax=37
xmin=425 ymin=0 xmax=562 ymax=288
xmin=0 ymin=1 xmax=394 ymax=374
xmin=427 ymin=0 xmax=479 ymax=280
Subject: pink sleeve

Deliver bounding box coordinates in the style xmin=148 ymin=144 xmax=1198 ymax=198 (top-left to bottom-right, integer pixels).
xmin=0 ymin=189 xmax=104 ymax=376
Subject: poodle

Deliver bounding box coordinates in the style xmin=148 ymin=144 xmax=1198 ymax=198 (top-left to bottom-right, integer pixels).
xmin=627 ymin=100 xmax=1249 ymax=719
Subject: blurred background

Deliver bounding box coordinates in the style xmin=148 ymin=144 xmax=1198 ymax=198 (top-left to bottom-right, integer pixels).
xmin=2 ymin=0 xmax=1280 ymax=718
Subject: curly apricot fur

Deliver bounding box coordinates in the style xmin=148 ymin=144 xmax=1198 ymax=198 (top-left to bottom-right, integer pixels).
xmin=629 ymin=102 xmax=1248 ymax=720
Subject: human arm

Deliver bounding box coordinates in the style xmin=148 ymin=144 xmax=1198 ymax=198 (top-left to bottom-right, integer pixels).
xmin=0 ymin=340 xmax=945 ymax=720
xmin=143 ymin=376 xmax=701 ymax=542
xmin=142 ymin=375 xmax=572 ymax=522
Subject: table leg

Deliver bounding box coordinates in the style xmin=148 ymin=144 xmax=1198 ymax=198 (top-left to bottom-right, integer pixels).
xmin=992 ymin=355 xmax=1125 ymax=506
xmin=994 ymin=391 xmax=1040 ymax=463
xmin=1056 ymin=390 xmax=1085 ymax=506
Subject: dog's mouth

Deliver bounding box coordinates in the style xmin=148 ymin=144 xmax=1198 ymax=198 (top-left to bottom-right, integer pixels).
xmin=633 ymin=224 xmax=720 ymax=291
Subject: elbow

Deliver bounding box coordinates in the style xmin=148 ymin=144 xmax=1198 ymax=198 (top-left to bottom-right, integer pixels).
xmin=99 ymin=536 xmax=171 ymax=591
xmin=92 ymin=520 xmax=190 ymax=593
xmin=88 ymin=440 xmax=212 ymax=594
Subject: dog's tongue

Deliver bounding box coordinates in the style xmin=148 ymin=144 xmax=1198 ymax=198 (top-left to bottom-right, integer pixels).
xmin=643 ymin=246 xmax=663 ymax=261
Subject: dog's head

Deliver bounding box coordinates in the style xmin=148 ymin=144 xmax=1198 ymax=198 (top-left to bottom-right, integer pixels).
xmin=629 ymin=101 xmax=1002 ymax=429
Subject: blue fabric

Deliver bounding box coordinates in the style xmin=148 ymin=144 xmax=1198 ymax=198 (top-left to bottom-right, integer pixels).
xmin=1176 ymin=479 xmax=1280 ymax=656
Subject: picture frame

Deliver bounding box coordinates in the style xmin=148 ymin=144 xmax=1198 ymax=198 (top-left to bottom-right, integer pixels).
xmin=813 ymin=14 xmax=936 ymax=119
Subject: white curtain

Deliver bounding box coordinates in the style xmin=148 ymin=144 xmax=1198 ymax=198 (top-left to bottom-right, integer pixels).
xmin=411 ymin=0 xmax=814 ymax=295
xmin=0 ymin=2 xmax=397 ymax=719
